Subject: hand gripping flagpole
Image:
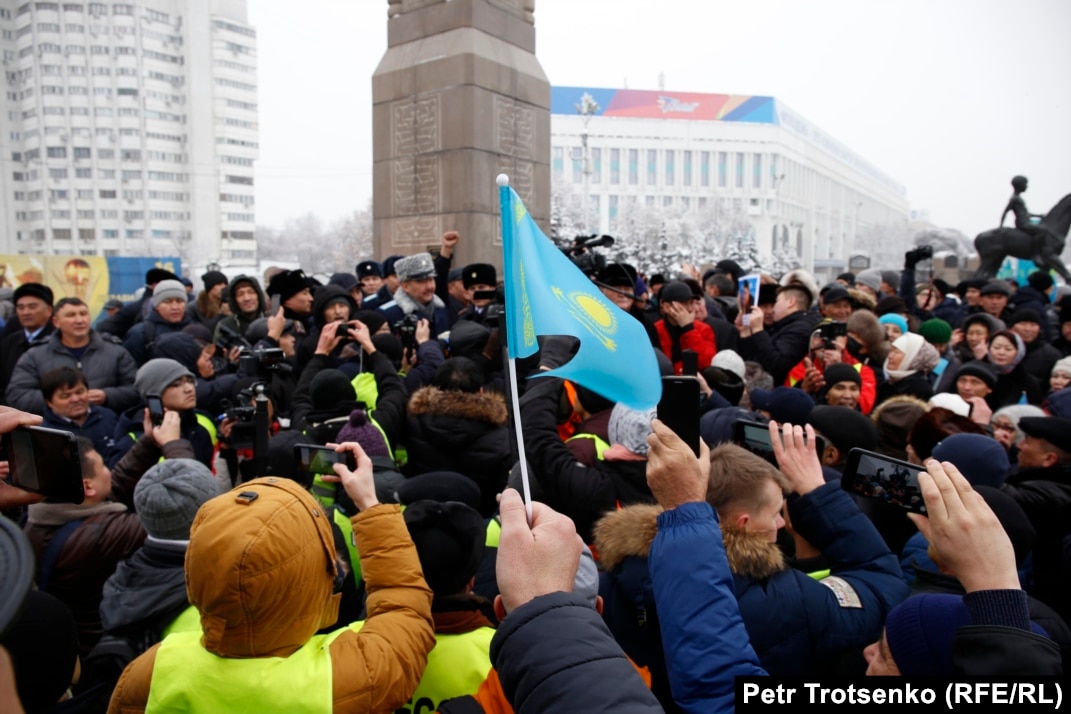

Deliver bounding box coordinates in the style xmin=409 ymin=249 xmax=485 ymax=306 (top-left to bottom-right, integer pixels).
xmin=497 ymin=173 xmax=534 ymax=526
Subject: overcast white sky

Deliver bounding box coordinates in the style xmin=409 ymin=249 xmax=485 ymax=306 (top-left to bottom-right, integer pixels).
xmin=248 ymin=0 xmax=1071 ymax=240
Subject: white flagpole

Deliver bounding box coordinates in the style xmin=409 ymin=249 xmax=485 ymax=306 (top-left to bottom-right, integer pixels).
xmin=497 ymin=173 xmax=534 ymax=525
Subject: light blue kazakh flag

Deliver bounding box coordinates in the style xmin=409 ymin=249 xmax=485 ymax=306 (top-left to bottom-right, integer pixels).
xmin=499 ymin=182 xmax=661 ymax=410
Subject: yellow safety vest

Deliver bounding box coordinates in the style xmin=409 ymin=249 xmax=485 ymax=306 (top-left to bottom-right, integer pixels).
xmin=160 ymin=605 xmax=200 ymax=638
xmin=310 ymin=417 xmax=392 ymax=509
xmin=565 ymin=432 xmax=611 ymax=461
xmin=146 ymin=628 xmax=344 ymax=713
xmin=129 ymin=413 xmax=218 ymax=464
xmin=350 ymin=372 xmax=379 ymax=411
xmin=349 ymin=621 xmax=494 ymax=714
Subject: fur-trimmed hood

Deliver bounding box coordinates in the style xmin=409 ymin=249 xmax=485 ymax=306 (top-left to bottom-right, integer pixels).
xmin=847 ymin=288 xmax=877 ymax=312
xmin=780 ymin=269 xmax=820 ymax=304
xmin=593 ymin=503 xmax=785 ymax=580
xmin=407 ymin=386 xmax=508 ymax=426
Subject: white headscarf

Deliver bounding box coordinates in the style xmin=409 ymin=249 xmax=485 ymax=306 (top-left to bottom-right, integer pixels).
xmin=885 ymin=332 xmax=925 ymax=382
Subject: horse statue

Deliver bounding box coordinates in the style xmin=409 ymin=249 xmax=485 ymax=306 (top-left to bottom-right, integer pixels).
xmin=975 ymin=193 xmax=1071 ymax=282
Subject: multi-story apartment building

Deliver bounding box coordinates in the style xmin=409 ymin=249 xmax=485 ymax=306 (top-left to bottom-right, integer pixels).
xmin=551 ymin=86 xmax=909 ymax=274
xmin=0 ymin=0 xmax=257 ymax=267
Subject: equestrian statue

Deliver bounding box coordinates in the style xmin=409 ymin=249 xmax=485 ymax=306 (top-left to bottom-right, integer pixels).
xmin=975 ymin=175 xmax=1071 ymax=282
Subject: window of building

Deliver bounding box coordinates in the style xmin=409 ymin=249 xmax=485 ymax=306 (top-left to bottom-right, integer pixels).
xmin=49 ymin=168 xmax=68 ymax=179
xmin=717 ymin=152 xmax=727 ymax=188
xmin=121 ymin=170 xmax=141 ymax=181
xmin=609 ymin=148 xmax=620 ymax=185
xmin=112 ymin=4 xmax=132 ymax=15
xmin=628 ymin=149 xmax=638 ymax=185
xmin=700 ymin=151 xmax=710 ymax=187
xmin=224 ymin=174 xmax=253 ymax=185
xmin=753 ymin=154 xmax=763 ymax=189
xmin=99 ymin=189 xmax=116 ymax=198
xmin=665 ymin=150 xmax=675 ymax=186
xmin=608 ymin=194 xmax=619 ymax=223
xmin=683 ymin=151 xmax=693 ymax=187
xmin=590 ymin=147 xmax=600 ymax=184
xmin=571 ymin=147 xmax=581 ymax=183
xmin=646 ymin=149 xmax=657 ymax=185
xmin=73 ymin=147 xmax=91 ymax=159
xmin=46 ymin=146 xmax=66 ymax=158
xmin=735 ymin=152 xmax=745 ymax=189
xmin=551 ymin=146 xmax=563 ymax=177
xmin=53 ymin=229 xmax=72 ymax=241
xmin=75 ymin=168 xmax=92 ymax=178
xmin=76 ymin=189 xmax=93 ymax=198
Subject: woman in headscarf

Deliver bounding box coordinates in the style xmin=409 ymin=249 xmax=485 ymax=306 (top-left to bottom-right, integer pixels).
xmin=990 ymin=403 xmax=1046 ymax=465
xmin=876 ymin=332 xmax=939 ymax=406
xmin=986 ymin=330 xmax=1044 ymax=408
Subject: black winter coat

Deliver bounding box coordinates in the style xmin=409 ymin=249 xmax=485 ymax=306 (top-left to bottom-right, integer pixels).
xmin=404 ymin=386 xmax=513 ymax=516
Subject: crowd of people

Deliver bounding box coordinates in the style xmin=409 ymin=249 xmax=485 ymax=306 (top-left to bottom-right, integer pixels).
xmin=0 ymin=228 xmax=1067 ymax=712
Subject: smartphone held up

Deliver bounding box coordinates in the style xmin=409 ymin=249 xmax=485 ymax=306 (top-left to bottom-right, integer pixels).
xmin=841 ymin=448 xmax=927 ymax=514
xmin=2 ymin=425 xmax=84 ymax=504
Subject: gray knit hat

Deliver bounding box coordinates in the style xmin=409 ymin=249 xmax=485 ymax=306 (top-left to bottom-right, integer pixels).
xmin=151 ymin=279 xmax=187 ymax=308
xmin=134 ymin=358 xmax=194 ymax=400
xmin=134 ymin=459 xmax=222 ymax=540
xmin=854 ymin=269 xmax=882 ymax=293
xmin=608 ymin=403 xmax=656 ymax=456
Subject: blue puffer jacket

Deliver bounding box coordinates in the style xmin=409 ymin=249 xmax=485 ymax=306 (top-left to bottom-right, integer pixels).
xmin=649 ymin=502 xmax=766 ymax=714
xmin=596 ymin=482 xmax=909 ymax=679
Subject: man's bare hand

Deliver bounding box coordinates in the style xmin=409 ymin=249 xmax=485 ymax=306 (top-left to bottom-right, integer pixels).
xmin=646 ymin=418 xmax=710 ymax=509
xmin=322 ymin=441 xmax=378 ymax=511
xmin=496 ymin=488 xmax=582 ymax=613
xmin=768 ymin=421 xmax=825 ymax=495
xmin=908 ymin=459 xmax=1020 ymax=593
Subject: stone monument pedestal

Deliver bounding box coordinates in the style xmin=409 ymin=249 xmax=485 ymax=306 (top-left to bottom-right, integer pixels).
xmin=372 ymin=0 xmax=550 ymax=268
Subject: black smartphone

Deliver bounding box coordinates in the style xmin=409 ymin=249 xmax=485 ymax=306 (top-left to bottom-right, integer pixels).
xmin=681 ymin=349 xmax=698 ymax=377
xmin=2 ymin=426 xmax=84 ymax=504
xmin=147 ymin=394 xmax=164 ymax=427
xmin=270 ymin=293 xmax=281 ymax=315
xmin=293 ymin=444 xmax=357 ymax=476
xmin=733 ymin=418 xmax=826 ymax=465
xmin=841 ymin=448 xmax=927 ymax=514
xmin=657 ymin=375 xmax=701 ymax=456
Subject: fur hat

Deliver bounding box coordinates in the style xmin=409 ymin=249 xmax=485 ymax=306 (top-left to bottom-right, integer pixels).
xmin=871 ymin=396 xmax=928 ymax=461
xmin=355 ymin=260 xmax=382 ymax=280
xmin=334 ymin=409 xmax=390 ymax=458
xmin=13 ymin=282 xmax=54 ymax=306
xmin=461 ymin=263 xmax=497 ymax=289
xmin=394 ymin=253 xmax=436 ymax=282
xmin=151 ymin=279 xmax=187 ymax=308
xmin=266 ymin=269 xmax=310 ymax=302
xmin=608 ymin=403 xmax=656 ymax=455
xmin=778 ymin=268 xmax=819 ymax=303
xmin=134 ymin=358 xmax=194 ymax=400
xmin=403 ymin=500 xmax=486 ymax=595
xmin=382 ymin=255 xmax=404 ymax=278
xmin=907 ymin=407 xmax=985 ymax=461
xmin=134 ymin=459 xmax=223 ymax=540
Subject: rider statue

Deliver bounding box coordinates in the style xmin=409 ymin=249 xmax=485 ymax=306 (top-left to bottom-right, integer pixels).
xmin=1001 ymin=175 xmax=1060 ymax=258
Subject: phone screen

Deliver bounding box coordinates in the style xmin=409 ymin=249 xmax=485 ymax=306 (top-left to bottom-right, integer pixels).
xmin=842 ymin=448 xmax=927 ymax=514
xmin=734 ymin=419 xmax=826 ymax=466
xmin=270 ymin=294 xmax=281 ymax=315
xmin=657 ymin=376 xmax=701 ymax=457
xmin=293 ymin=445 xmax=356 ymax=475
xmin=2 ymin=426 xmax=84 ymax=504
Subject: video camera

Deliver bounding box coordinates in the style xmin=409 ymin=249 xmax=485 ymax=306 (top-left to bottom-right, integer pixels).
xmin=218 ymin=383 xmax=264 ymax=450
xmin=564 ymin=234 xmax=614 ymax=276
xmin=393 ymin=313 xmax=421 ymax=354
xmin=237 ymin=346 xmax=289 ymax=380
xmin=216 ymin=324 xmax=252 ymax=353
